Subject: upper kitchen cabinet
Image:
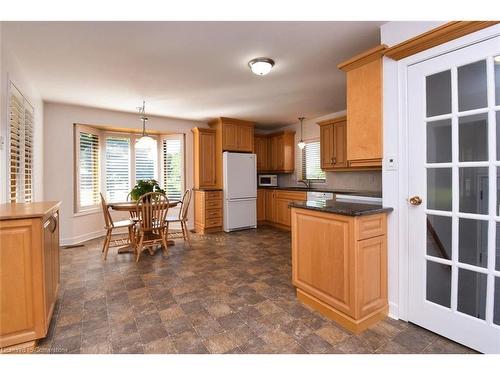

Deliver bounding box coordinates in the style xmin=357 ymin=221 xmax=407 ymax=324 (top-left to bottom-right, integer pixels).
xmin=318 ymin=116 xmax=347 ymax=170
xmin=254 ymin=134 xmax=269 ymax=172
xmin=192 ymin=127 xmax=218 ymax=189
xmin=254 ymin=131 xmax=295 ymax=173
xmin=338 ymin=45 xmax=387 ymax=168
xmin=209 ymin=117 xmax=255 ymax=153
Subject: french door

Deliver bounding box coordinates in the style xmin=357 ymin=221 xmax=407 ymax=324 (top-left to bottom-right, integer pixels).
xmin=408 ymin=35 xmax=500 ymax=353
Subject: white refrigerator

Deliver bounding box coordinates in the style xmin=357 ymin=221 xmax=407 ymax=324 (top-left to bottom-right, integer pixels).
xmin=223 ymin=152 xmax=257 ymax=232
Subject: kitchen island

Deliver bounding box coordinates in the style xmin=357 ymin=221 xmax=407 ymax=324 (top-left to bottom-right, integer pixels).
xmin=290 ymin=199 xmax=392 ymax=333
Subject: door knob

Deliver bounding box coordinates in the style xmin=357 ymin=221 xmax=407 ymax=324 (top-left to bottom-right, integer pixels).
xmin=409 ymin=196 xmax=423 ymax=206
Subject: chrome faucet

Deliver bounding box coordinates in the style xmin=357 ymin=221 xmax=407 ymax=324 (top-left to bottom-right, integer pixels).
xmin=299 ymin=179 xmax=311 ymax=189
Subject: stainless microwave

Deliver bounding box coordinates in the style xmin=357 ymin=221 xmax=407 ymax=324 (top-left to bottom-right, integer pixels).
xmin=258 ymin=174 xmax=278 ymax=187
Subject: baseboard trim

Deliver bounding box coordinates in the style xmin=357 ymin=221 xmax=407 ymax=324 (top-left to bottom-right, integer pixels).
xmin=60 ymin=225 xmax=196 ymax=247
xmin=388 ymin=301 xmax=400 ymax=320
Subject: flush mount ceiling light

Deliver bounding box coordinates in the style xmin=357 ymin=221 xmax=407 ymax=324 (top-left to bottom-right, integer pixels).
xmin=495 ymin=55 xmax=500 ymax=64
xmin=248 ymin=57 xmax=275 ymax=76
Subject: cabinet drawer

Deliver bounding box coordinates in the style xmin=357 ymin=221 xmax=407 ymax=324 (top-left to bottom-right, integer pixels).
xmin=205 ymin=191 xmax=222 ymax=201
xmin=205 ymin=217 xmax=222 ymax=228
xmin=275 ymin=190 xmax=307 ymax=201
xmin=356 ymin=214 xmax=386 ymax=240
xmin=205 ymin=199 xmax=222 ymax=209
xmin=205 ymin=208 xmax=222 ymax=219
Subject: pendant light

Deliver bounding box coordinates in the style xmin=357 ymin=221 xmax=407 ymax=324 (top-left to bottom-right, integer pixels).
xmin=297 ymin=117 xmax=306 ymax=150
xmin=136 ymin=100 xmax=155 ymax=149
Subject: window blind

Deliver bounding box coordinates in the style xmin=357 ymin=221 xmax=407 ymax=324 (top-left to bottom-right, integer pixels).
xmin=301 ymin=140 xmax=325 ymax=181
xmin=79 ymin=131 xmax=100 ymax=208
xmin=105 ymin=137 xmax=130 ymax=202
xmin=162 ymin=137 xmax=183 ymax=200
xmin=135 ymin=139 xmax=158 ymax=182
xmin=8 ymin=83 xmax=34 ymax=203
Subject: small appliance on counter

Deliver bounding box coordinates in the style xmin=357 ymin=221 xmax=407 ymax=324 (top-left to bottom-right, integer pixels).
xmin=258 ymin=174 xmax=278 ymax=187
xmin=223 ymin=152 xmax=257 ymax=232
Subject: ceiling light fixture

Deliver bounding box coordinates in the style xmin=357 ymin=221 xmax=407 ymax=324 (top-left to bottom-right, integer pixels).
xmin=298 ymin=117 xmax=306 ymax=150
xmin=248 ymin=57 xmax=275 ymax=76
xmin=494 ymin=55 xmax=500 ymax=64
xmin=136 ymin=101 xmax=155 ymax=149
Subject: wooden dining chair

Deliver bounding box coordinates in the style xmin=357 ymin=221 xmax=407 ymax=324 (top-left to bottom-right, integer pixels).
xmin=126 ymin=192 xmax=140 ymax=222
xmin=135 ymin=192 xmax=170 ymax=262
xmin=165 ymin=189 xmax=193 ymax=247
xmin=100 ymin=193 xmax=136 ymax=260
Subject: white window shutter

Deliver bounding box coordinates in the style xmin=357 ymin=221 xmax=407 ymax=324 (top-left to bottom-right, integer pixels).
xmin=8 ymin=82 xmax=34 ymax=203
xmin=105 ymin=137 xmax=130 ymax=202
xmin=301 ymin=140 xmax=325 ymax=181
xmin=78 ymin=130 xmax=100 ymax=208
xmin=162 ymin=135 xmax=184 ymax=200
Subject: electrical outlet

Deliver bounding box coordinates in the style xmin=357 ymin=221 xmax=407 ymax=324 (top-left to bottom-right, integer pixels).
xmin=0 ymin=135 xmax=4 ymax=151
xmin=386 ymin=156 xmax=397 ymax=171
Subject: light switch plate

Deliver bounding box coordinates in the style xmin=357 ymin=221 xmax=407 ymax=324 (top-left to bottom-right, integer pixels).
xmin=386 ymin=155 xmax=397 ymax=170
xmin=0 ymin=135 xmax=4 ymax=151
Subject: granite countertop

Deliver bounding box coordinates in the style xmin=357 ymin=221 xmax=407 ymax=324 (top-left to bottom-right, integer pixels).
xmin=0 ymin=201 xmax=61 ymax=220
xmin=289 ymin=199 xmax=392 ymax=216
xmin=257 ymin=186 xmax=382 ymax=198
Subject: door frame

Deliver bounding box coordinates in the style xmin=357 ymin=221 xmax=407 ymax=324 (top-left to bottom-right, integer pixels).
xmin=383 ymin=23 xmax=500 ymax=321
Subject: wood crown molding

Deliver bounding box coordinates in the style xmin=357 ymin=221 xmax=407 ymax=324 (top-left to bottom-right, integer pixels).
xmin=317 ymin=115 xmax=347 ymax=126
xmin=337 ymin=45 xmax=388 ymax=72
xmin=210 ymin=117 xmax=256 ymax=127
xmin=385 ymin=21 xmax=499 ymax=60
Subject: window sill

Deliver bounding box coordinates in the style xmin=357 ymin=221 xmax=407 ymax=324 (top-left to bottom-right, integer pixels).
xmin=74 ymin=208 xmax=101 ymax=217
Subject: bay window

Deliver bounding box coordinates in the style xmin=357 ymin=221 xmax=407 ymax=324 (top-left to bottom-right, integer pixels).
xmin=74 ymin=124 xmax=185 ymax=213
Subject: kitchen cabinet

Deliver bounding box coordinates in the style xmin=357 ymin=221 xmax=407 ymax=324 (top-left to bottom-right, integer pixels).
xmin=291 ymin=207 xmax=388 ymax=333
xmin=257 ymin=189 xmax=266 ymax=222
xmin=209 ymin=117 xmax=255 ymax=153
xmin=261 ymin=189 xmax=306 ymax=230
xmin=0 ymin=202 xmax=61 ymax=351
xmin=194 ymin=190 xmax=223 ymax=233
xmin=254 ymin=135 xmax=269 ymax=172
xmin=318 ymin=116 xmax=347 ymax=170
xmin=192 ymin=127 xmax=218 ymax=189
xmin=338 ymin=45 xmax=387 ymax=168
xmin=254 ymin=131 xmax=295 ymax=173
xmin=265 ymin=189 xmax=276 ymax=223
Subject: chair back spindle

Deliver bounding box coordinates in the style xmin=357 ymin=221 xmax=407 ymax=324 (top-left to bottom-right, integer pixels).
xmin=179 ymin=189 xmax=193 ymax=221
xmin=100 ymin=193 xmax=114 ymax=228
xmin=136 ymin=192 xmax=169 ymax=232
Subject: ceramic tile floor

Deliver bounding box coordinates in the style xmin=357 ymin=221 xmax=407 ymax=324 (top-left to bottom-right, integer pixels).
xmin=37 ymin=226 xmax=477 ymax=354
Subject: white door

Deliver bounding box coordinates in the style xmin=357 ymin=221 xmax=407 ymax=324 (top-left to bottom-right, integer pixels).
xmin=408 ymin=36 xmax=500 ymax=353
xmin=223 ymin=152 xmax=257 ymax=199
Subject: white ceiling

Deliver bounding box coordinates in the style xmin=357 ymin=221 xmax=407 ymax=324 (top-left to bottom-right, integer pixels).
xmin=3 ymin=21 xmax=383 ymax=128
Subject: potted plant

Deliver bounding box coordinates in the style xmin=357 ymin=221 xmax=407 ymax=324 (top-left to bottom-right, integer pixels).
xmin=129 ymin=179 xmax=165 ymax=201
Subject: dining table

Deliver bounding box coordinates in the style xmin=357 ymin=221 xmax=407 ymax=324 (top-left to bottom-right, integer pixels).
xmin=108 ymin=200 xmax=180 ymax=254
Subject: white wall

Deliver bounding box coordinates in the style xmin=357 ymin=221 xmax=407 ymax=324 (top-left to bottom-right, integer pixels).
xmin=380 ymin=21 xmax=447 ymax=47
xmin=381 ymin=21 xmax=449 ymax=319
xmin=43 ymin=102 xmax=207 ymax=245
xmin=0 ymin=22 xmax=44 ymax=203
xmin=262 ymin=110 xmax=382 ymax=193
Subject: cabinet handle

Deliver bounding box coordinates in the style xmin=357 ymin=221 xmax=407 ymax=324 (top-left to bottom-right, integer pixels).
xmin=332 ymin=157 xmax=337 ymax=165
xmin=330 ymin=157 xmax=334 ymax=164
xmin=50 ymin=213 xmax=58 ymax=233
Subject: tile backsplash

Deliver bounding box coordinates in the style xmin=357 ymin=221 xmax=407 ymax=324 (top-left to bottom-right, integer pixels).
xmin=277 ymin=170 xmax=382 ymax=192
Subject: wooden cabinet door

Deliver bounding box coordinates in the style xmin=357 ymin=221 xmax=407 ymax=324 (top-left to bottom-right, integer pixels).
xmin=320 ymin=124 xmax=334 ymax=169
xmin=0 ymin=218 xmax=45 ymax=347
xmin=265 ymin=190 xmax=275 ymax=222
xmin=257 ymin=189 xmax=266 ymax=221
xmin=281 ymin=132 xmax=295 ymax=172
xmin=275 ymin=198 xmax=291 ymax=227
xmin=222 ymin=123 xmax=239 ymax=151
xmin=199 ymin=131 xmax=217 ymax=188
xmin=254 ymin=136 xmax=269 ymax=172
xmin=275 ymin=135 xmax=284 ymax=171
xmin=354 ymin=235 xmax=387 ymax=319
xmin=237 ymin=125 xmax=254 ymax=152
xmin=43 ymin=216 xmax=54 ymax=324
xmin=333 ymin=121 xmax=348 ymax=168
xmin=269 ymin=136 xmax=278 ymax=172
xmin=291 ymin=210 xmax=355 ymax=316
xmin=345 ymin=58 xmax=382 ymax=165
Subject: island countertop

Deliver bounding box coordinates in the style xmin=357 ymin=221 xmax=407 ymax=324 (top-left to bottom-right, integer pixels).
xmin=289 ymin=199 xmax=392 ymax=216
xmin=0 ymin=201 xmax=61 ymax=220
